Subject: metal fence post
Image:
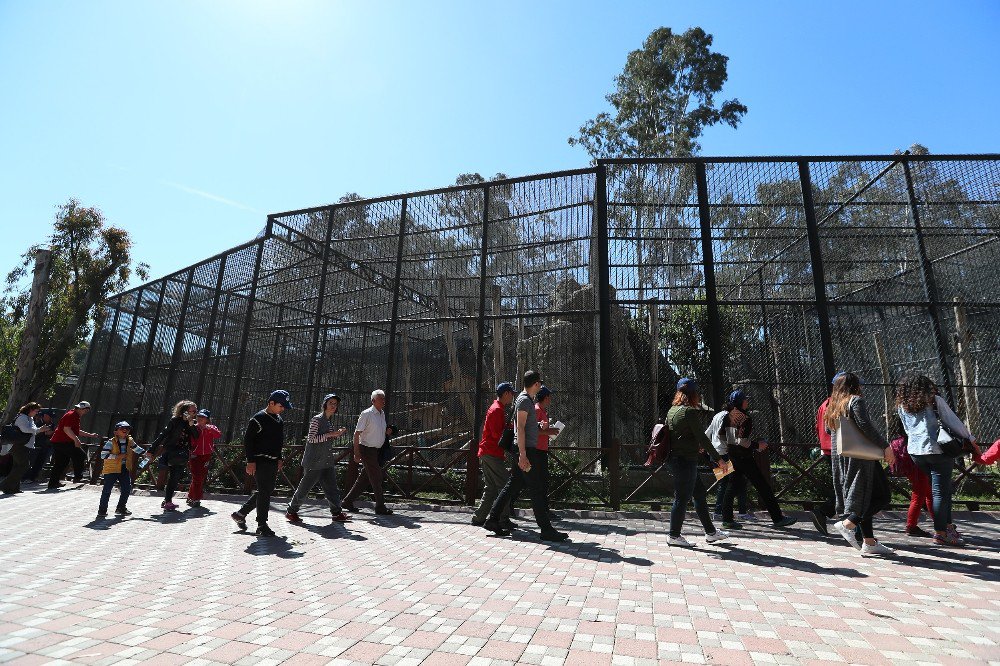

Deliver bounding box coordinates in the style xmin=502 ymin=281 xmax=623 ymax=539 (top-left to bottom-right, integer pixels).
xmin=695 ymin=161 xmax=726 ymax=409
xmin=195 ymin=255 xmax=228 ymax=404
xmin=798 ymin=161 xmax=837 ymax=383
xmin=224 ymin=240 xmax=266 ymax=443
xmin=302 ymin=209 xmax=336 ymax=417
xmin=902 ymin=159 xmax=956 ymax=405
xmin=92 ymin=302 xmax=123 ymax=429
xmin=467 ymin=185 xmax=491 ymax=505
xmin=595 ymin=165 xmax=618 ymax=509
xmin=160 ymin=268 xmax=195 ymax=408
xmin=385 ymin=198 xmax=408 ymax=404
xmin=108 ymin=288 xmax=145 ymax=423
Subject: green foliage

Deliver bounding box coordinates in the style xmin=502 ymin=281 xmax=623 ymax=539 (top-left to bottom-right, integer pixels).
xmin=1 ymin=199 xmax=148 ymax=417
xmin=569 ymin=27 xmax=746 ymax=159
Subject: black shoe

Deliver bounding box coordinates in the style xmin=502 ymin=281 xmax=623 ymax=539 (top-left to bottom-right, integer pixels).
xmin=471 ymin=516 xmax=486 ymax=526
xmin=255 ymin=524 xmax=276 ymax=537
xmin=343 ymin=501 xmax=358 ymax=512
xmin=46 ymin=483 xmax=64 ymax=490
xmin=96 ymin=511 xmax=107 ymax=518
xmin=811 ymin=510 xmax=829 ymax=536
xmin=72 ymin=477 xmax=84 ymax=483
xmin=483 ymin=519 xmax=511 ymax=537
xmin=231 ymin=512 xmax=248 ymax=530
xmin=374 ymin=505 xmax=393 ymax=515
xmin=906 ymin=525 xmax=933 ymax=537
xmin=115 ymin=508 xmax=132 ymax=516
xmin=507 ymin=512 xmax=520 ymax=521
xmin=539 ymin=530 xmax=569 ymax=542
xmin=500 ymin=519 xmax=517 ymax=531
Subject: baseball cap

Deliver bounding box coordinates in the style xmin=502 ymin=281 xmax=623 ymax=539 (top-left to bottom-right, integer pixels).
xmin=728 ymin=390 xmax=748 ymax=406
xmin=113 ymin=421 xmax=131 ymax=430
xmin=495 ymin=382 xmax=515 ymax=397
xmin=322 ymin=393 xmax=341 ymax=406
xmin=196 ymin=409 xmax=212 ymax=418
xmin=536 ymin=386 xmax=553 ymax=401
xmin=268 ymin=390 xmax=293 ymax=409
xmin=676 ymin=378 xmax=699 ymax=394
xmin=75 ymin=400 xmax=92 ymax=409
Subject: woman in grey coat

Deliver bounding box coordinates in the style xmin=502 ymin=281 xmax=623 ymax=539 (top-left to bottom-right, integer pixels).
xmin=285 ymin=394 xmax=350 ymax=523
xmin=824 ymin=372 xmax=896 ymax=557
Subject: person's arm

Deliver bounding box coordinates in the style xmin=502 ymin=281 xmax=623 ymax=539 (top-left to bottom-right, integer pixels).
xmin=935 ymin=396 xmax=974 ymax=442
xmin=482 ymin=406 xmax=502 ymax=442
xmin=99 ymin=439 xmax=114 ymax=460
xmin=516 ymin=408 xmax=530 ymax=471
xmin=850 ymin=397 xmax=894 ymax=464
xmin=15 ymin=415 xmax=40 ymax=435
xmin=353 ymin=413 xmax=368 ymax=463
xmin=306 ymin=416 xmax=323 ymax=444
xmin=244 ymin=417 xmax=260 ymax=473
xmin=687 ymin=409 xmax=720 ymax=463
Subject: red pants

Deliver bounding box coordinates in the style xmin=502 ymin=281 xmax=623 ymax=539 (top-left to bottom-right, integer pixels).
xmin=188 ymin=454 xmax=212 ymax=501
xmin=906 ymin=467 xmax=934 ymax=528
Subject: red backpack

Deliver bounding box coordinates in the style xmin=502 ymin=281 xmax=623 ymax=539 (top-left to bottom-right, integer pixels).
xmin=645 ymin=422 xmax=671 ymax=467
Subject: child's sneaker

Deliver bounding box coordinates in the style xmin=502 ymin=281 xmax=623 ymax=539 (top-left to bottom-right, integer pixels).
xmin=833 ymin=520 xmax=861 ymax=549
xmin=934 ymin=532 xmax=964 ymax=547
xmin=231 ymin=512 xmax=248 ymax=530
xmin=946 ymin=525 xmax=965 ymax=546
xmin=163 ymin=502 xmax=178 ymax=511
xmin=705 ymin=530 xmax=730 ymax=544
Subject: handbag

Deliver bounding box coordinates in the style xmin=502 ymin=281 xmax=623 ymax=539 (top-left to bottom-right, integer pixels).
xmin=498 ymin=408 xmax=517 ymax=454
xmin=1 ymin=421 xmax=32 ymax=447
xmin=931 ymin=399 xmax=974 ymax=457
xmin=834 ymin=415 xmax=885 ymax=461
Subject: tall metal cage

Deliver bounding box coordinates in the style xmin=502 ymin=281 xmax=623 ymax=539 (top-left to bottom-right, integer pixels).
xmin=76 ymin=155 xmax=1000 ymax=509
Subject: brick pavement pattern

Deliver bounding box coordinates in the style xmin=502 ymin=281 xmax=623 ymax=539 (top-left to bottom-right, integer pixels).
xmin=1 ymin=485 xmax=998 ymax=665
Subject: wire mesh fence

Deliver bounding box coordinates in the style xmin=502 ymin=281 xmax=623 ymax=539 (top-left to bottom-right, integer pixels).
xmin=75 ymin=155 xmax=1000 ymax=509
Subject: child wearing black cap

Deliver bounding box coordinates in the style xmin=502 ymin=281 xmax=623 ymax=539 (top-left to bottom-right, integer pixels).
xmin=232 ymin=390 xmax=291 ymax=537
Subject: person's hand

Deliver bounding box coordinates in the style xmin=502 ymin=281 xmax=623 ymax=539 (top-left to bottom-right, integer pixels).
xmin=758 ymin=441 xmax=768 ymax=451
xmin=971 ymin=441 xmax=982 ymax=458
xmin=246 ymin=462 xmax=256 ymax=475
xmin=518 ymin=453 xmax=531 ymax=472
xmin=883 ymin=447 xmax=896 ymax=466
xmin=540 ymin=420 xmax=549 ymax=430
xmin=354 ymin=451 xmax=362 ymax=464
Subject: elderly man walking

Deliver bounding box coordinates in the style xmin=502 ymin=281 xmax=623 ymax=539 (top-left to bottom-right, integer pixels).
xmin=286 ymin=393 xmax=350 ymax=523
xmin=342 ymin=389 xmax=392 ymax=515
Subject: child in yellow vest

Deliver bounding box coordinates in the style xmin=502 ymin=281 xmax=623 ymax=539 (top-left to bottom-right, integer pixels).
xmin=97 ymin=421 xmax=138 ymax=518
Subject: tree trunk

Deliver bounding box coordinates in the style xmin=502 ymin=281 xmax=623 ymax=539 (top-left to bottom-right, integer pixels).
xmin=953 ymin=297 xmax=981 ymax=434
xmin=438 ymin=277 xmax=473 ymax=427
xmin=3 ymin=249 xmax=53 ymax=424
xmin=492 ymin=285 xmax=503 ymax=386
xmin=873 ymin=331 xmax=893 ymax=437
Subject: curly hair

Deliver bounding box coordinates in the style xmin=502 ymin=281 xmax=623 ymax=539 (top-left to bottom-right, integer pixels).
xmin=895 ymin=374 xmax=937 ymax=414
xmin=672 ymin=390 xmax=701 ymax=408
xmin=172 ymin=400 xmax=197 ymax=419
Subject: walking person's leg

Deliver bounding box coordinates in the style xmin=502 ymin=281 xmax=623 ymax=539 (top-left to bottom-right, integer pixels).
xmin=164 ymin=465 xmax=183 ymax=506
xmin=359 ymin=447 xmax=387 ymax=511
xmin=713 ymin=475 xmax=729 ymax=517
xmin=317 ymin=467 xmax=344 ymax=515
xmin=48 ymin=443 xmax=71 ymax=488
xmin=25 ymin=442 xmax=50 ymax=483
xmin=473 ymin=455 xmax=507 ymax=524
xmin=98 ymin=473 xmax=116 ymax=515
xmin=668 ymin=458 xmax=696 ymax=540
xmin=732 ymin=453 xmax=788 ymax=524
xmin=691 ymin=473 xmax=721 ymax=537
xmin=288 ymin=468 xmax=322 ymax=515
xmin=523 ymin=448 xmax=558 ymax=536
xmin=485 ymin=464 xmax=523 ymax=533
xmin=720 ymin=470 xmax=746 ymax=525
xmin=254 ymin=459 xmax=278 ymax=527
xmin=342 ymin=453 xmax=373 ymax=508
xmin=116 ymin=470 xmax=132 ymax=513
xmin=70 ymin=445 xmax=86 ymax=481
xmin=1 ymin=443 xmax=29 ymax=493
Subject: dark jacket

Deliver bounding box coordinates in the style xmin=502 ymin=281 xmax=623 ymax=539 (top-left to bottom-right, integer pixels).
xmin=150 ymin=416 xmax=198 ymax=465
xmin=723 ymin=407 xmax=759 ymax=455
xmin=667 ymin=406 xmax=720 ymax=463
xmin=244 ymin=409 xmax=284 ymax=462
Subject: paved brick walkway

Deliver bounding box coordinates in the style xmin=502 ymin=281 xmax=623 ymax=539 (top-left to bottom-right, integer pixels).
xmin=1 ymin=484 xmax=998 ymax=665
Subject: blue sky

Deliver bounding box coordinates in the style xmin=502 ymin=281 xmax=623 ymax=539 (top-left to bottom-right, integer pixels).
xmin=1 ymin=0 xmax=998 ymax=289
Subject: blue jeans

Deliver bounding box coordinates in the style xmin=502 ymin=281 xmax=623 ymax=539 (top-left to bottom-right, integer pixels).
xmin=99 ymin=469 xmax=132 ymax=514
xmin=668 ymin=457 xmax=716 ymax=537
xmin=911 ymin=454 xmax=954 ymax=533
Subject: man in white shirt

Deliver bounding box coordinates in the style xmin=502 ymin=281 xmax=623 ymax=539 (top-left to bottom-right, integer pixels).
xmin=343 ymin=389 xmax=392 ymax=515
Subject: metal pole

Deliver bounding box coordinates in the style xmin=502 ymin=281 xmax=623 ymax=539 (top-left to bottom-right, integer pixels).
xmin=595 ymin=165 xmax=618 ymax=509
xmin=108 ymin=287 xmax=145 ymax=422
xmin=467 ymin=185 xmax=490 ymax=505
xmin=798 ymin=161 xmax=837 ymax=383
xmin=160 ymin=268 xmax=195 ymax=408
xmin=225 ymin=240 xmax=266 ymax=443
xmin=203 ymin=293 xmax=232 ymax=411
xmin=92 ymin=302 xmax=123 ymax=426
xmin=695 ymin=162 xmax=725 ymax=409
xmin=302 ymin=209 xmax=336 ymax=418
xmin=902 ymin=159 xmax=956 ymax=405
xmin=195 ymin=254 xmax=228 ymax=404
xmin=385 ymin=197 xmax=408 ymax=404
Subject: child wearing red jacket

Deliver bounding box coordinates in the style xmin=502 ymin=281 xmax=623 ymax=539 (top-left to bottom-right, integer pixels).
xmin=187 ymin=409 xmax=221 ymax=507
xmin=974 ymin=439 xmax=1000 ymax=466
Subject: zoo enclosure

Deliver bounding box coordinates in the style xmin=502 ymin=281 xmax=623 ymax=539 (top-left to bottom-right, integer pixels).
xmin=76 ymin=155 xmax=1000 ymax=508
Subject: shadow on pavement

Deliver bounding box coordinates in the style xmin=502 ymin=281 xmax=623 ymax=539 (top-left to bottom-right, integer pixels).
xmin=366 ymin=514 xmax=421 ymax=529
xmin=295 ymin=520 xmax=367 ymax=541
xmin=712 ymin=543 xmax=868 ymax=577
xmin=244 ymin=535 xmax=305 ymax=559
xmin=891 ymin=544 xmax=1000 ymax=582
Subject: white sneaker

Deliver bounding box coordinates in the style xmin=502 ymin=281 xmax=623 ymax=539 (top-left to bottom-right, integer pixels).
xmin=833 ymin=521 xmax=861 ymax=550
xmin=861 ymin=540 xmax=895 ymax=557
xmin=737 ymin=512 xmax=757 ymax=521
xmin=668 ymin=535 xmax=694 ymax=548
xmin=705 ymin=530 xmax=730 ymax=544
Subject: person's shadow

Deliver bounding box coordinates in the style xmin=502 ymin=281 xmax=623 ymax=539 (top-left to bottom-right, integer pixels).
xmin=297 ymin=521 xmax=367 ymax=541
xmin=514 ymin=536 xmax=654 ymax=566
xmin=145 ymin=511 xmax=189 ymax=524
xmin=83 ymin=516 xmax=127 ymax=531
xmin=890 ymin=544 xmax=999 ymax=583
xmin=367 ymin=514 xmax=421 ymax=530
xmin=244 ymin=536 xmax=304 ymax=559
xmin=183 ymin=505 xmax=215 ymax=520
xmin=711 ymin=544 xmax=868 ymax=577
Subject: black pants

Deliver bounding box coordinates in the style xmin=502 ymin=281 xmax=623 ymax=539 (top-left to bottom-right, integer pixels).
xmin=1 ymin=442 xmax=30 ymax=493
xmin=343 ymin=446 xmax=385 ymax=507
xmin=24 ymin=441 xmax=51 ymax=482
xmin=48 ymin=442 xmax=86 ymax=488
xmin=164 ymin=464 xmax=185 ymax=503
xmin=488 ymin=448 xmax=552 ymax=532
xmin=239 ymin=459 xmax=279 ymax=526
xmin=668 ymin=457 xmax=716 ymax=537
xmin=722 ymin=449 xmax=784 ymax=523
xmin=846 ymin=463 xmax=891 ymax=539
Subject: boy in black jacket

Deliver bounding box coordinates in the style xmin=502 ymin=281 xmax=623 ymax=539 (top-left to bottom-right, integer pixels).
xmin=232 ymin=390 xmax=291 ymax=537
